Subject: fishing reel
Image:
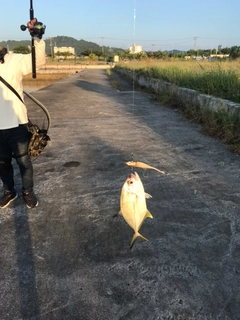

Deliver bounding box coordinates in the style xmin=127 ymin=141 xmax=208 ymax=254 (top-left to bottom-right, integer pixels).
xmin=20 ymin=19 xmax=46 ymax=39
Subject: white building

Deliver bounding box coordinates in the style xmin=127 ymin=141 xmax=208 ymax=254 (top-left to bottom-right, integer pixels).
xmin=54 ymin=46 xmax=75 ymax=56
xmin=129 ymin=43 xmax=142 ymax=54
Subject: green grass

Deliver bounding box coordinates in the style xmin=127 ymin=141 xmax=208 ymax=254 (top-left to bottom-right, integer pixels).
xmin=182 ymin=102 xmax=240 ymax=153
xmin=117 ymin=59 xmax=240 ymax=103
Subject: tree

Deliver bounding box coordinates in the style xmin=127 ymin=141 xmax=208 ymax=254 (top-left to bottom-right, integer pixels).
xmin=187 ymin=49 xmax=197 ymax=56
xmin=116 ymin=50 xmax=125 ymax=60
xmin=81 ymin=49 xmax=92 ymax=56
xmin=122 ymin=49 xmax=132 ymax=60
xmin=55 ymin=51 xmax=74 ymax=60
xmin=13 ymin=46 xmax=30 ymax=54
xmin=134 ymin=52 xmax=148 ymax=60
xmin=89 ymin=53 xmax=98 ymax=64
xmin=229 ymin=46 xmax=240 ymax=59
xmin=154 ymin=51 xmax=168 ymax=60
xmin=221 ymin=47 xmax=231 ymax=54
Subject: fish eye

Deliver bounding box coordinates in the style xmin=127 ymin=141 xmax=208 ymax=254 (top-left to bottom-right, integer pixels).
xmin=130 ymin=180 xmax=133 ymax=184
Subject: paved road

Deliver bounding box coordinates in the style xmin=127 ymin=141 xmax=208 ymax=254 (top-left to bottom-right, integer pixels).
xmin=1 ymin=69 xmax=240 ymax=319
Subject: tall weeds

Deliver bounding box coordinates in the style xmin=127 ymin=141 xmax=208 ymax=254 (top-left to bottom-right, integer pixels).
xmin=119 ymin=59 xmax=240 ymax=103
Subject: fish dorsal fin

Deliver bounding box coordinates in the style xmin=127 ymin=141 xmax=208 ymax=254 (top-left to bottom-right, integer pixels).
xmin=145 ymin=193 xmax=152 ymax=199
xmin=145 ymin=210 xmax=153 ymax=219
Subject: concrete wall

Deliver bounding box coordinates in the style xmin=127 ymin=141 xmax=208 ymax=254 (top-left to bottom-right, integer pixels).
xmin=115 ymin=66 xmax=240 ymax=115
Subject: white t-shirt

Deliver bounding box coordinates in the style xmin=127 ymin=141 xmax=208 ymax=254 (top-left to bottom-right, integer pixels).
xmin=0 ymin=38 xmax=45 ymax=129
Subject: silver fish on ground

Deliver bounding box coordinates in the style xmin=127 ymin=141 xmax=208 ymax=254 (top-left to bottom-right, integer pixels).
xmin=120 ymin=171 xmax=153 ymax=249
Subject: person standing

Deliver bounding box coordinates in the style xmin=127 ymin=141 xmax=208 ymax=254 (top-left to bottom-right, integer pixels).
xmin=0 ymin=18 xmax=46 ymax=209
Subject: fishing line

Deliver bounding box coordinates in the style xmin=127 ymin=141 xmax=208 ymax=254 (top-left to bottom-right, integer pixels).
xmin=126 ymin=0 xmax=137 ymax=175
xmin=128 ymin=1 xmax=154 ymax=180
xmin=132 ymin=0 xmax=136 ymax=116
xmin=126 ymin=0 xmax=136 ymax=173
xmin=130 ymin=152 xmax=134 ymax=173
xmin=128 ymin=0 xmax=136 ymax=173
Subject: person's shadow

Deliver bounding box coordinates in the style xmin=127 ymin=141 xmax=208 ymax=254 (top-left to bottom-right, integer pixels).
xmin=13 ymin=194 xmax=40 ymax=318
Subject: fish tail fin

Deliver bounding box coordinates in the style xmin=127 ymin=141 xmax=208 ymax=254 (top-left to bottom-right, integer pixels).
xmin=149 ymin=165 xmax=165 ymax=174
xmin=156 ymin=168 xmax=165 ymax=175
xmin=130 ymin=232 xmax=149 ymax=249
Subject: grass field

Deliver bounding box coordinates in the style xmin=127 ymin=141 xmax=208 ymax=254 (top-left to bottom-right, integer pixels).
xmin=117 ymin=58 xmax=240 ymax=103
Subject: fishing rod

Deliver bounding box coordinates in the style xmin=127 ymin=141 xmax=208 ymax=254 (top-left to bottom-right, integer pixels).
xmin=20 ymin=0 xmax=46 ymax=78
xmin=30 ymin=0 xmax=36 ymax=78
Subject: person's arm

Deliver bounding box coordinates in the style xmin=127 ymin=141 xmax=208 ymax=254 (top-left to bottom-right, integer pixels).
xmin=19 ymin=38 xmax=45 ymax=76
xmin=20 ymin=19 xmax=46 ymax=76
xmin=34 ymin=37 xmax=46 ymax=70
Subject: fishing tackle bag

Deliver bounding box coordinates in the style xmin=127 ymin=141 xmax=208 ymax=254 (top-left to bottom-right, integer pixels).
xmin=27 ymin=120 xmax=50 ymax=158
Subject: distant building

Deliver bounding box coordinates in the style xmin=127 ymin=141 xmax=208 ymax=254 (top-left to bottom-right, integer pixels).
xmin=54 ymin=46 xmax=75 ymax=56
xmin=129 ymin=43 xmax=142 ymax=54
xmin=210 ymin=54 xmax=230 ymax=59
xmin=114 ymin=55 xmax=119 ymax=63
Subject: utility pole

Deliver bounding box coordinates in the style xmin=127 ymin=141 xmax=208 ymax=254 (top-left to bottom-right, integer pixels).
xmin=49 ymin=37 xmax=53 ymax=58
xmin=194 ymin=37 xmax=198 ymax=51
xmin=101 ymin=37 xmax=105 ymax=54
xmin=152 ymin=43 xmax=155 ymax=55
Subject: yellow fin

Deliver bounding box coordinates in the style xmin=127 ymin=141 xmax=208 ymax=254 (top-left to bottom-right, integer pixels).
xmin=130 ymin=232 xmax=149 ymax=249
xmin=145 ymin=210 xmax=153 ymax=219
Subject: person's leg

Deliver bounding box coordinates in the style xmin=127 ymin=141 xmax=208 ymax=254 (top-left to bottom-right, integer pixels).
xmin=0 ymin=130 xmax=15 ymax=192
xmin=0 ymin=130 xmax=17 ymax=208
xmin=7 ymin=125 xmax=38 ymax=208
xmin=0 ymin=125 xmax=38 ymax=208
xmin=8 ymin=125 xmax=34 ymax=192
xmin=16 ymin=154 xmax=34 ymax=192
xmin=16 ymin=153 xmax=38 ymax=208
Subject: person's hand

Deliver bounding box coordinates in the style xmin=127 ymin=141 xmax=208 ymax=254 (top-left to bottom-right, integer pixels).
xmin=27 ymin=18 xmax=45 ymax=39
xmin=27 ymin=18 xmax=37 ymax=33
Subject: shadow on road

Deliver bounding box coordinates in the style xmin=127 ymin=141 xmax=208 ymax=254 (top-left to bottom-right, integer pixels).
xmin=13 ymin=203 xmax=40 ymax=318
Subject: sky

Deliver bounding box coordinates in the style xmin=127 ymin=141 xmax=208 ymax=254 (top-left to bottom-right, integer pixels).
xmin=1 ymin=0 xmax=240 ymax=52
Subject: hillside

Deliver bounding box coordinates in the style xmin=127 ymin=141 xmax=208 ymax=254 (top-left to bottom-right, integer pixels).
xmin=0 ymin=36 xmax=123 ymax=55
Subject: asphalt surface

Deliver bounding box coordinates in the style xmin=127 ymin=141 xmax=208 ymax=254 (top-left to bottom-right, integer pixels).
xmin=0 ymin=69 xmax=240 ymax=320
